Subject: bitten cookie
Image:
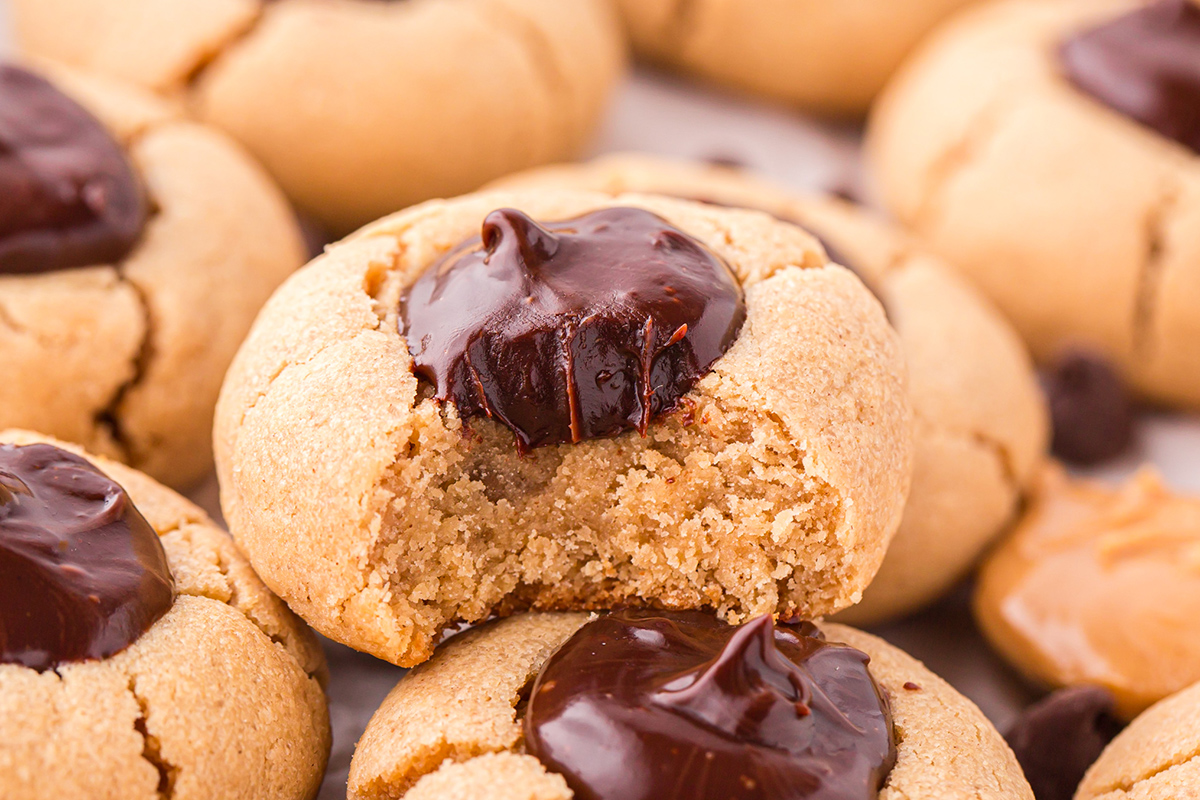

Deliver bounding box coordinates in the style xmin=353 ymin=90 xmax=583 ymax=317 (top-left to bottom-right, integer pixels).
xmin=11 ymin=0 xmax=625 ymax=235
xmin=493 ymin=154 xmax=1048 ymax=625
xmin=0 ymin=61 xmax=304 ymax=489
xmin=975 ymin=463 xmax=1200 ymax=720
xmin=868 ymin=0 xmax=1200 ymax=409
xmin=214 ymin=188 xmax=912 ymax=667
xmin=1077 ymin=681 xmax=1200 ymax=800
xmin=0 ymin=430 xmax=329 ymax=800
xmin=347 ymin=612 xmax=1034 ymax=800
xmin=615 ymin=0 xmax=983 ymax=115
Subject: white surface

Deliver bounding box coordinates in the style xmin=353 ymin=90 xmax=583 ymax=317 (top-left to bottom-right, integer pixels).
xmin=3 ymin=6 xmax=1200 ymax=797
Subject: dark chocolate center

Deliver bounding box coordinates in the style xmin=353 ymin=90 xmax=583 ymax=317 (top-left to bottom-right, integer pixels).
xmin=399 ymin=207 xmax=746 ymax=452
xmin=0 ymin=443 xmax=174 ymax=671
xmin=1060 ymin=0 xmax=1200 ymax=153
xmin=0 ymin=64 xmax=147 ymax=275
xmin=525 ymin=610 xmax=897 ymax=800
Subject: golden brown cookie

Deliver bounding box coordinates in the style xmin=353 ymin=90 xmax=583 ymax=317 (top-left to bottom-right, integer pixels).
xmin=0 ymin=430 xmax=329 ymax=800
xmin=0 ymin=62 xmax=304 ymax=489
xmin=214 ymin=187 xmax=912 ymax=668
xmin=11 ymin=0 xmax=626 ymax=234
xmin=975 ymin=463 xmax=1200 ymax=720
xmin=492 ymin=154 xmax=1049 ymax=625
xmin=868 ymin=0 xmax=1200 ymax=409
xmin=615 ymin=0 xmax=983 ymax=115
xmin=1077 ymin=680 xmax=1200 ymax=800
xmin=347 ymin=613 xmax=1034 ymax=800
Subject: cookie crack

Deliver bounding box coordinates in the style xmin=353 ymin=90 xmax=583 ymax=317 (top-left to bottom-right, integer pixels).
xmin=178 ymin=5 xmax=267 ymax=92
xmin=1131 ymin=178 xmax=1181 ymax=360
xmin=94 ymin=270 xmax=155 ymax=467
xmin=1097 ymin=750 xmax=1200 ymax=797
xmin=128 ymin=675 xmax=178 ymax=800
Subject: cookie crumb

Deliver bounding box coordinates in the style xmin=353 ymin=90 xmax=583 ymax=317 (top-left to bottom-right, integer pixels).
xmin=903 ymin=682 xmax=922 ymax=691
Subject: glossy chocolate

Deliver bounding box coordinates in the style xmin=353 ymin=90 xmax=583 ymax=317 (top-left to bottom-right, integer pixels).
xmin=0 ymin=443 xmax=174 ymax=671
xmin=1006 ymin=687 xmax=1124 ymax=800
xmin=525 ymin=611 xmax=896 ymax=800
xmin=1060 ymin=0 xmax=1200 ymax=153
xmin=400 ymin=208 xmax=746 ymax=451
xmin=1041 ymin=350 xmax=1135 ymax=466
xmin=0 ymin=64 xmax=146 ymax=275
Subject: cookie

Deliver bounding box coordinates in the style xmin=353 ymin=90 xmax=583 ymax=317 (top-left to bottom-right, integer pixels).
xmin=975 ymin=463 xmax=1200 ymax=720
xmin=0 ymin=430 xmax=329 ymax=800
xmin=214 ymin=187 xmax=912 ymax=667
xmin=1077 ymin=680 xmax=1200 ymax=800
xmin=11 ymin=0 xmax=626 ymax=235
xmin=492 ymin=154 xmax=1049 ymax=626
xmin=614 ymin=0 xmax=983 ymax=115
xmin=868 ymin=0 xmax=1200 ymax=409
xmin=0 ymin=61 xmax=304 ymax=489
xmin=347 ymin=612 xmax=1034 ymax=800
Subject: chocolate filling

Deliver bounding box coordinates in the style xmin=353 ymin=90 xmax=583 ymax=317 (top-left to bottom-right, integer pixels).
xmin=0 ymin=64 xmax=147 ymax=275
xmin=525 ymin=610 xmax=897 ymax=800
xmin=400 ymin=207 xmax=746 ymax=452
xmin=1060 ymin=0 xmax=1200 ymax=154
xmin=0 ymin=443 xmax=174 ymax=671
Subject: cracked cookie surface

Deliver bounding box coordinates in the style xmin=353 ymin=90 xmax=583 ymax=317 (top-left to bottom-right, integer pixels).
xmin=347 ymin=613 xmax=1032 ymax=800
xmin=868 ymin=0 xmax=1200 ymax=409
xmin=214 ymin=188 xmax=912 ymax=668
xmin=0 ymin=64 xmax=304 ymax=489
xmin=614 ymin=0 xmax=982 ymax=115
xmin=11 ymin=0 xmax=626 ymax=234
xmin=492 ymin=155 xmax=1049 ymax=625
xmin=0 ymin=430 xmax=330 ymax=800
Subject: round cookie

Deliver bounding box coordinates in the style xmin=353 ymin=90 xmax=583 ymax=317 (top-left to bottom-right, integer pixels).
xmin=0 ymin=430 xmax=329 ymax=800
xmin=347 ymin=612 xmax=1034 ymax=800
xmin=0 ymin=61 xmax=304 ymax=489
xmin=868 ymin=0 xmax=1200 ymax=409
xmin=975 ymin=463 xmax=1200 ymax=720
xmin=492 ymin=154 xmax=1049 ymax=626
xmin=1077 ymin=681 xmax=1200 ymax=800
xmin=614 ymin=0 xmax=983 ymax=115
xmin=214 ymin=187 xmax=913 ymax=667
xmin=11 ymin=0 xmax=626 ymax=235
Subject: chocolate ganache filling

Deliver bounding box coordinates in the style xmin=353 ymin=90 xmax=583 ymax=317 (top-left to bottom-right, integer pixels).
xmin=1060 ymin=0 xmax=1200 ymax=154
xmin=0 ymin=443 xmax=174 ymax=671
xmin=400 ymin=208 xmax=746 ymax=451
xmin=0 ymin=64 xmax=147 ymax=274
xmin=525 ymin=611 xmax=897 ymax=800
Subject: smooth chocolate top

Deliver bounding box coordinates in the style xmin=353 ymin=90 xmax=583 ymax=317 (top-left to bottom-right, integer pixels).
xmin=525 ymin=611 xmax=897 ymax=800
xmin=1060 ymin=0 xmax=1200 ymax=154
xmin=0 ymin=443 xmax=174 ymax=671
xmin=0 ymin=64 xmax=146 ymax=275
xmin=400 ymin=208 xmax=746 ymax=451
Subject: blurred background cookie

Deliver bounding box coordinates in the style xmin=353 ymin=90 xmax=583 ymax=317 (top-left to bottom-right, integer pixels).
xmin=615 ymin=0 xmax=986 ymax=116
xmin=214 ymin=187 xmax=912 ymax=667
xmin=495 ymin=154 xmax=1049 ymax=625
xmin=10 ymin=0 xmax=626 ymax=234
xmin=347 ymin=611 xmax=1033 ymax=800
xmin=0 ymin=430 xmax=329 ymax=800
xmin=975 ymin=463 xmax=1200 ymax=719
xmin=868 ymin=0 xmax=1200 ymax=409
xmin=0 ymin=61 xmax=303 ymax=489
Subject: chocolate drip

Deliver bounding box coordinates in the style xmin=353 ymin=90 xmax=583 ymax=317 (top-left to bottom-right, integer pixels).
xmin=0 ymin=64 xmax=146 ymax=274
xmin=525 ymin=610 xmax=896 ymax=800
xmin=1060 ymin=0 xmax=1200 ymax=154
xmin=400 ymin=208 xmax=746 ymax=452
xmin=0 ymin=443 xmax=174 ymax=671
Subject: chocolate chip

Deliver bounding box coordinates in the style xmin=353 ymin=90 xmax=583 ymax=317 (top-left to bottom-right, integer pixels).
xmin=525 ymin=611 xmax=896 ymax=800
xmin=0 ymin=443 xmax=174 ymax=671
xmin=1042 ymin=350 xmax=1135 ymax=466
xmin=1060 ymin=0 xmax=1200 ymax=154
xmin=0 ymin=64 xmax=147 ymax=275
xmin=400 ymin=207 xmax=746 ymax=452
xmin=1005 ymin=687 xmax=1124 ymax=800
